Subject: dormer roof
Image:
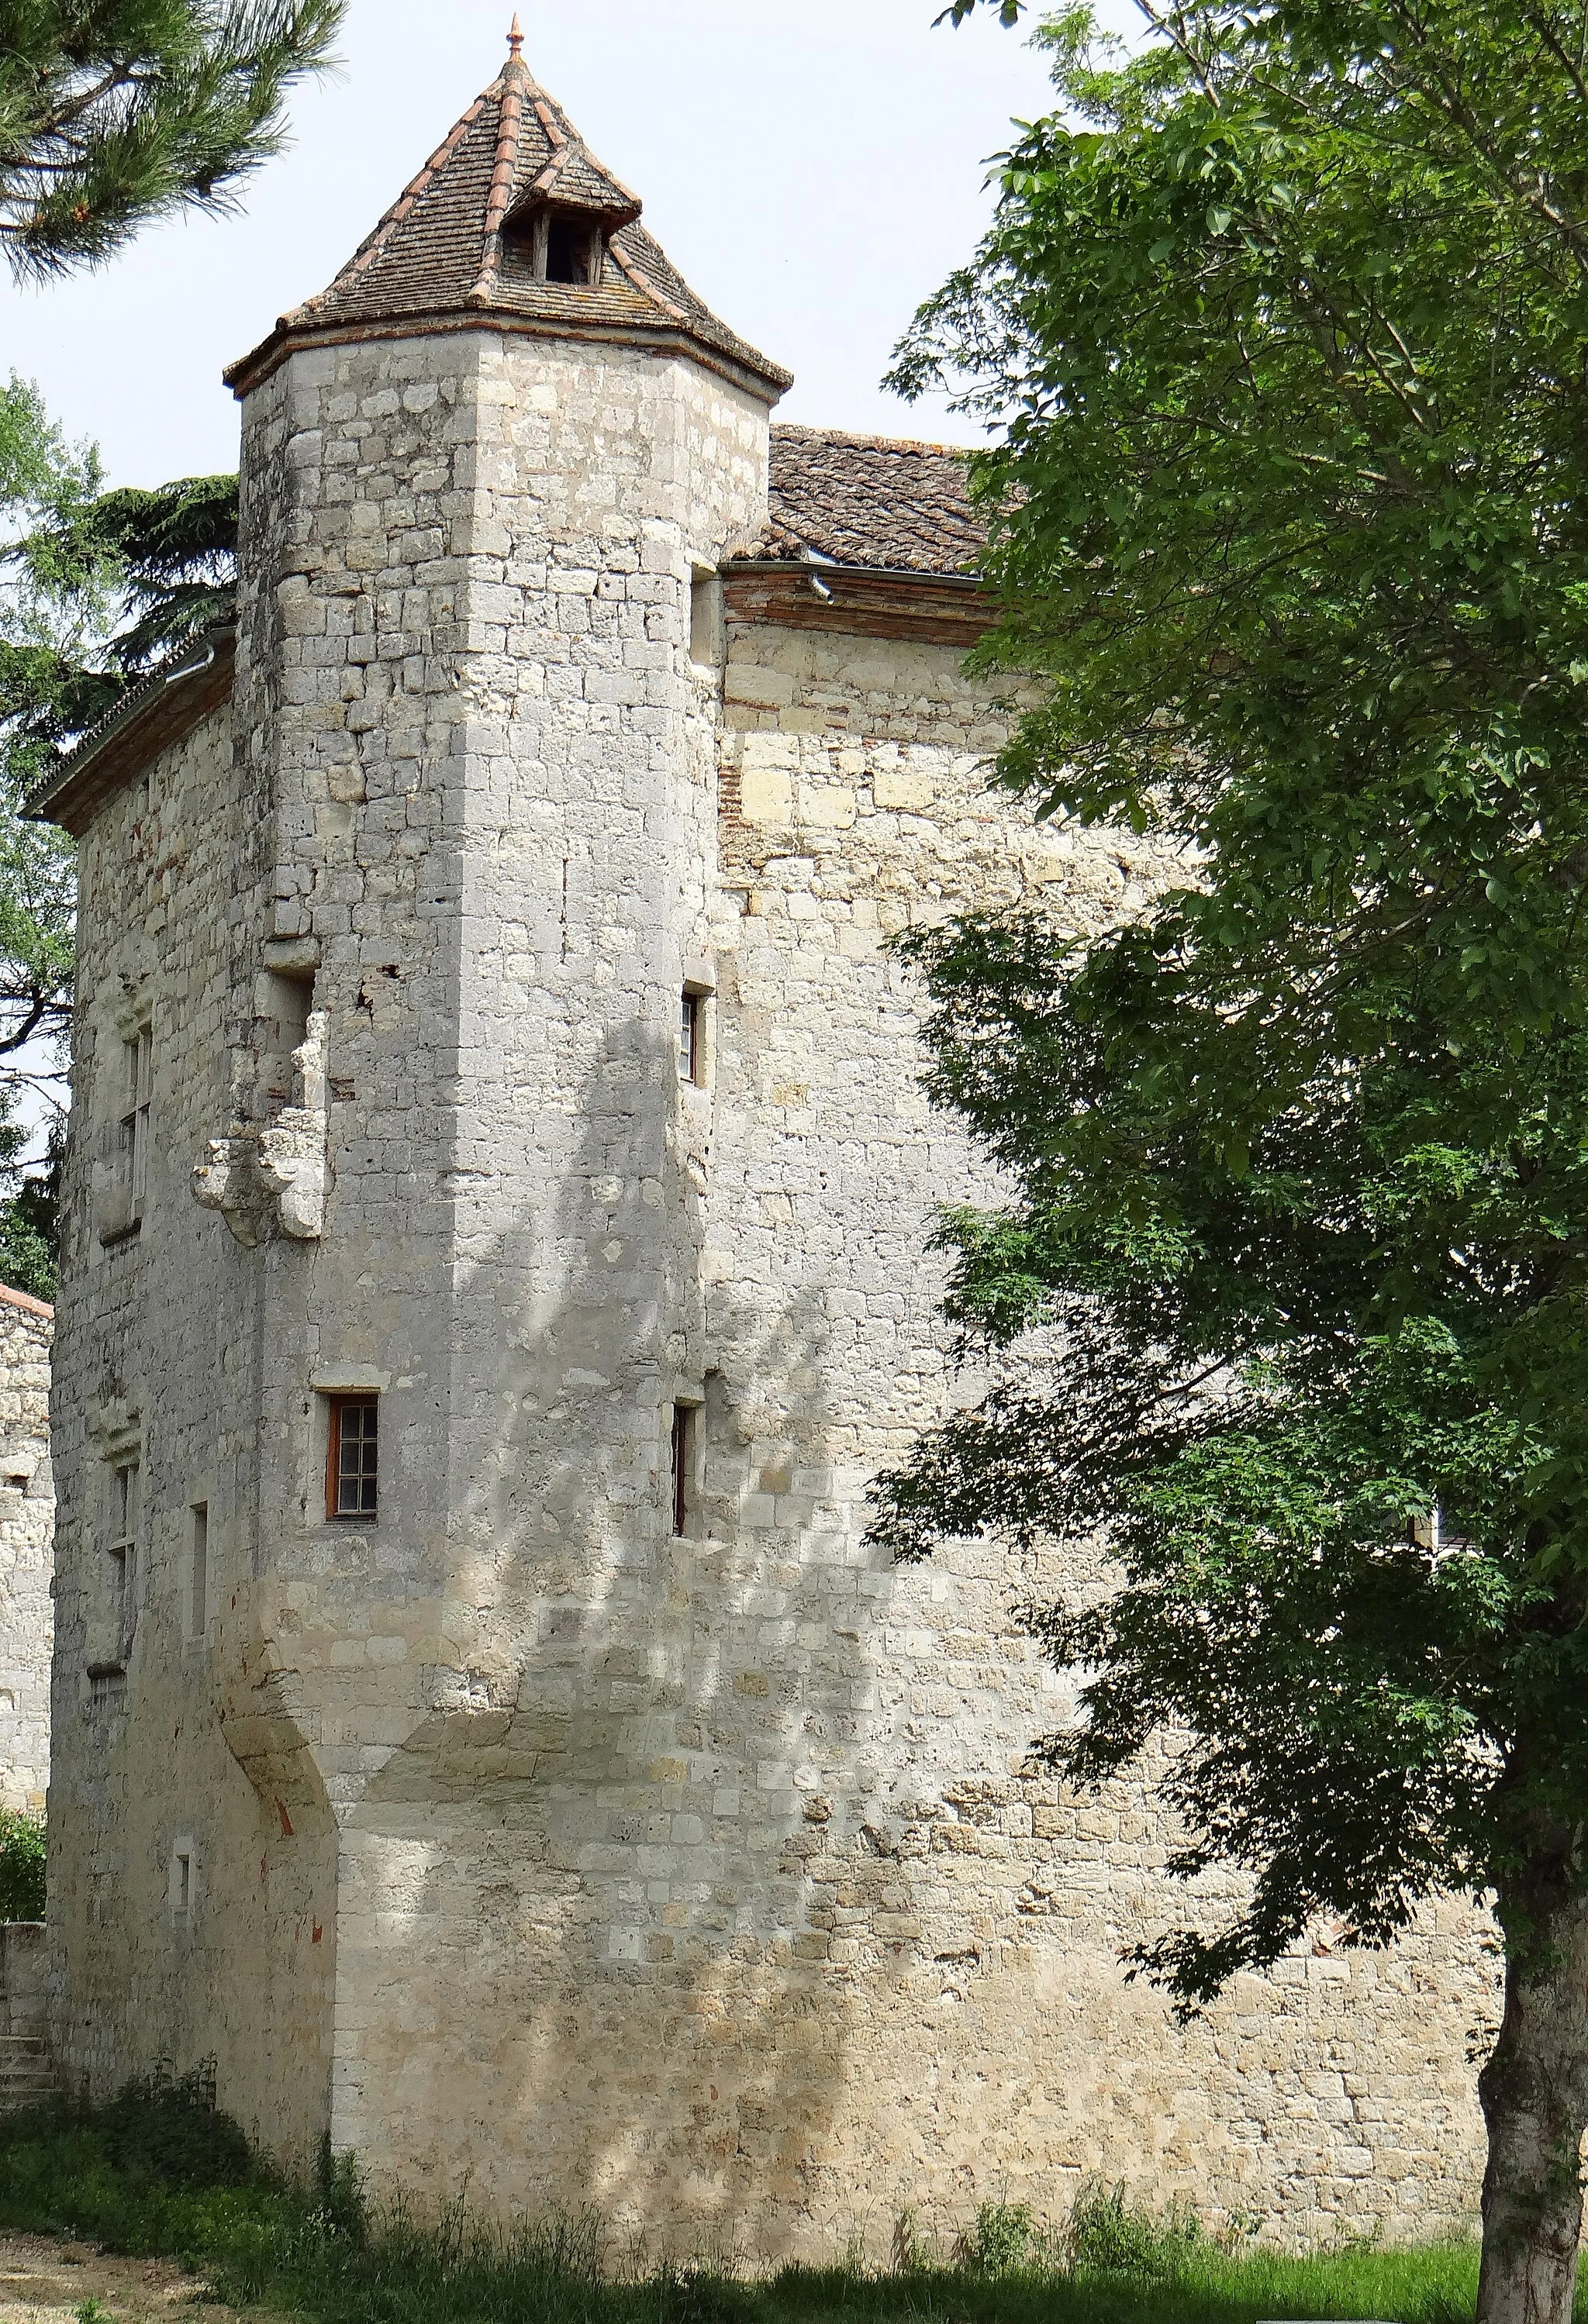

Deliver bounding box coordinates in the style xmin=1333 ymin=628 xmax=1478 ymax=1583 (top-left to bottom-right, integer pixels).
xmin=226 ymin=29 xmax=792 ymax=403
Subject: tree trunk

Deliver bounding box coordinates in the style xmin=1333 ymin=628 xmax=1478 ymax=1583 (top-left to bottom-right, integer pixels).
xmin=1476 ymin=1873 xmax=1588 ymax=2324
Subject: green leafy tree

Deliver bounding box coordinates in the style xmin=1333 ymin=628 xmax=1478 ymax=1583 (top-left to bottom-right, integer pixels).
xmin=0 ymin=1805 xmax=46 ymax=1921
xmin=881 ymin=4 xmax=1588 ymax=2319
xmin=0 ymin=0 xmax=344 ymax=280
xmin=0 ymin=377 xmax=237 ymax=1295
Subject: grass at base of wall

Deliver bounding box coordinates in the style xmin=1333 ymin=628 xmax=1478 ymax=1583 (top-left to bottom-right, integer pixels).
xmin=0 ymin=2077 xmax=1549 ymax=2324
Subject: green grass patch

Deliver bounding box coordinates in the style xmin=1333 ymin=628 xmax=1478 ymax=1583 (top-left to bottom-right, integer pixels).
xmin=0 ymin=2072 xmax=1543 ymax=2324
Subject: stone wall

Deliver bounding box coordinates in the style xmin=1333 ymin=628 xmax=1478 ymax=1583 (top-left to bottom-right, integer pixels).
xmin=47 ymin=323 xmax=1493 ymax=2261
xmin=0 ymin=1288 xmax=54 ymax=1815
xmin=45 ymin=689 xmax=328 ymax=2149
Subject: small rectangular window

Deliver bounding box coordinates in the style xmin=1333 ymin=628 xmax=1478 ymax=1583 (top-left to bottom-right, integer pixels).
xmin=170 ymin=1840 xmax=195 ymax=1921
xmin=680 ymin=992 xmax=702 ymax=1087
xmin=327 ymin=1398 xmax=378 ymax=1521
xmin=188 ymin=1503 xmax=209 ymax=1640
xmin=119 ymin=1029 xmax=152 ymax=1216
xmin=671 ymin=1403 xmax=695 ymax=1540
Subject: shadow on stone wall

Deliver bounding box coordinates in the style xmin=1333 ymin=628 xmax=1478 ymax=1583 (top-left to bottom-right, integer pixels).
xmin=328 ymin=1025 xmax=919 ymax=2254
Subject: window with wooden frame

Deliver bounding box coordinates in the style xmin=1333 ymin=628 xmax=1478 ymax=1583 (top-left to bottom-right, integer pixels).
xmin=679 ymin=991 xmax=703 ymax=1087
xmin=119 ymin=1028 xmax=152 ymax=1219
xmin=503 ymin=205 xmax=606 ymax=286
xmin=326 ymin=1397 xmax=378 ymax=1521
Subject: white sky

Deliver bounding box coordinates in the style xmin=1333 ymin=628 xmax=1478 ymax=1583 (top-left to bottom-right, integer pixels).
xmin=0 ymin=0 xmax=1137 ymax=489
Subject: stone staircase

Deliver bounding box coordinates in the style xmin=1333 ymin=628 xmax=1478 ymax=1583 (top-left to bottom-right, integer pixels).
xmin=0 ymin=1924 xmax=54 ymax=2110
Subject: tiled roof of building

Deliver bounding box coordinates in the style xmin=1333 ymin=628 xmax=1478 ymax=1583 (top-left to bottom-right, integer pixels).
xmin=749 ymin=426 xmax=987 ymax=576
xmin=0 ymin=1281 xmax=53 ymax=1322
xmin=226 ymin=31 xmax=791 ymax=400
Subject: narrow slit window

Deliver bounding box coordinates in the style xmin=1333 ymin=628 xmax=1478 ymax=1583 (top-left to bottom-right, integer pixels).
xmin=671 ymin=1403 xmax=694 ymax=1539
xmin=175 ymin=1851 xmax=191 ymax=1913
xmin=188 ymin=1503 xmax=209 ymax=1640
xmin=119 ymin=1029 xmax=153 ymax=1216
xmin=328 ymin=1398 xmax=379 ymax=1521
xmin=680 ymin=992 xmax=702 ymax=1087
xmin=106 ymin=1460 xmax=138 ymax=1664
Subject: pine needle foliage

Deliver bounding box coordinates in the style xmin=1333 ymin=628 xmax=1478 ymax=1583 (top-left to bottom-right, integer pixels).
xmin=0 ymin=1 xmax=345 ymax=281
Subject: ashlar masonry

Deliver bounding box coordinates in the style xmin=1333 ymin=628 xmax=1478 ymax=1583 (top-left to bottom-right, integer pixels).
xmin=33 ymin=25 xmax=1492 ymax=2258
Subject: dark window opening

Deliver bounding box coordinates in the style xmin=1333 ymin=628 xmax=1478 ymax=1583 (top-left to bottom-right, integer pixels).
xmin=504 ymin=206 xmax=606 ymax=287
xmin=680 ymin=991 xmax=702 ymax=1086
xmin=189 ymin=1502 xmax=209 ymax=1640
xmin=671 ymin=1403 xmax=695 ymax=1540
xmin=547 ymin=214 xmax=595 ymax=283
xmin=328 ymin=1397 xmax=378 ymax=1521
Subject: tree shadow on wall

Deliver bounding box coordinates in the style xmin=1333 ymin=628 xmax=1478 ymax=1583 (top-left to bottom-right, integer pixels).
xmin=335 ymin=1025 xmax=927 ymax=2260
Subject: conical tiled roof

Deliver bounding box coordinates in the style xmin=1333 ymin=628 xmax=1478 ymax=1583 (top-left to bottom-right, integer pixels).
xmin=226 ymin=28 xmax=791 ymax=401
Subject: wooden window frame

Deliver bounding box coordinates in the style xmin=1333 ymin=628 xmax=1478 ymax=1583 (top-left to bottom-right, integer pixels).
xmin=507 ymin=205 xmax=605 ymax=286
xmin=326 ymin=1396 xmax=379 ymax=1522
xmin=679 ymin=991 xmax=703 ymax=1087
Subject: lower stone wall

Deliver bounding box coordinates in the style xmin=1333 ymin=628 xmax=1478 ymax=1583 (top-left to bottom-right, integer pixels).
xmin=0 ymin=1921 xmax=51 ymax=2110
xmin=1 ymin=1921 xmax=46 ymax=2036
xmin=0 ymin=1288 xmax=55 ymax=1815
xmin=324 ymin=1530 xmax=1494 ymax=2261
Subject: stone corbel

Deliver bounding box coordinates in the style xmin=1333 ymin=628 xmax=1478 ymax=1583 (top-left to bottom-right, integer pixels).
xmin=256 ymin=1010 xmax=329 ymax=1240
xmin=194 ymin=1012 xmax=330 ymax=1243
xmin=192 ymin=1139 xmax=271 ymax=1247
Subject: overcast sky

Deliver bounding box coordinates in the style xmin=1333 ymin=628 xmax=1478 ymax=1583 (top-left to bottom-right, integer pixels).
xmin=0 ymin=0 xmax=1139 ymax=489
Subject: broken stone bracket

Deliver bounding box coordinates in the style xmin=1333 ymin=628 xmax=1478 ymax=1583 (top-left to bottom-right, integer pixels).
xmin=193 ymin=1011 xmax=330 ymax=1243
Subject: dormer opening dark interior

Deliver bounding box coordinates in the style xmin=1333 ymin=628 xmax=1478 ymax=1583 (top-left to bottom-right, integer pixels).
xmin=502 ymin=205 xmax=606 ymax=288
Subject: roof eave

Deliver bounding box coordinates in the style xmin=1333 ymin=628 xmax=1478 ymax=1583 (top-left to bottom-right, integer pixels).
xmin=225 ymin=306 xmax=793 ymax=405
xmin=723 ymin=561 xmax=995 ymax=650
xmin=28 ymin=628 xmax=236 ymax=837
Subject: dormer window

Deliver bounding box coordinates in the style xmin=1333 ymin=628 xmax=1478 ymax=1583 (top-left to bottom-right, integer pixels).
xmin=503 ymin=205 xmax=606 ymax=288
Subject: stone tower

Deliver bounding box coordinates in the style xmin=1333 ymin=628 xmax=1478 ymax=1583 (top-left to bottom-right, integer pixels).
xmin=36 ymin=26 xmax=1491 ymax=2260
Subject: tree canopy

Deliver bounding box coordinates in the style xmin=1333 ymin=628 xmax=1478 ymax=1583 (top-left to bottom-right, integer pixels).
xmin=883 ymin=2 xmax=1588 ymax=2316
xmin=0 ymin=378 xmax=236 ymax=1297
xmin=0 ymin=0 xmax=343 ymax=279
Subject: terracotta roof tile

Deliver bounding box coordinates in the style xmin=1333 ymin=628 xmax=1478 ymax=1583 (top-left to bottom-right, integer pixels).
xmin=226 ymin=41 xmax=789 ymax=398
xmin=749 ymin=426 xmax=987 ymax=576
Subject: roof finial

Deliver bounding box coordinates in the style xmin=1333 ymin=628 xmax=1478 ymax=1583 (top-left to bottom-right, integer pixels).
xmin=507 ymin=13 xmax=523 ymax=59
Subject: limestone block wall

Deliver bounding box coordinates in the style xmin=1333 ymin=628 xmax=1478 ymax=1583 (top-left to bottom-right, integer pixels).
xmin=47 ymin=315 xmax=1493 ymax=2260
xmin=0 ymin=1289 xmax=54 ymax=1815
xmin=46 ymin=694 xmax=331 ymax=2150
xmin=678 ymin=609 xmax=1493 ymax=2254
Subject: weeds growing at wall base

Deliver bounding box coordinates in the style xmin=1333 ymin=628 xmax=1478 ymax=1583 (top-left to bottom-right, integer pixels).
xmin=0 ymin=2068 xmax=1563 ymax=2324
xmin=0 ymin=1805 xmax=46 ymax=1919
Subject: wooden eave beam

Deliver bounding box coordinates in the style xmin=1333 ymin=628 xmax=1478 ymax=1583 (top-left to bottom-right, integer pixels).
xmin=29 ymin=632 xmax=236 ymax=839
xmin=723 ymin=560 xmax=995 ymax=649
